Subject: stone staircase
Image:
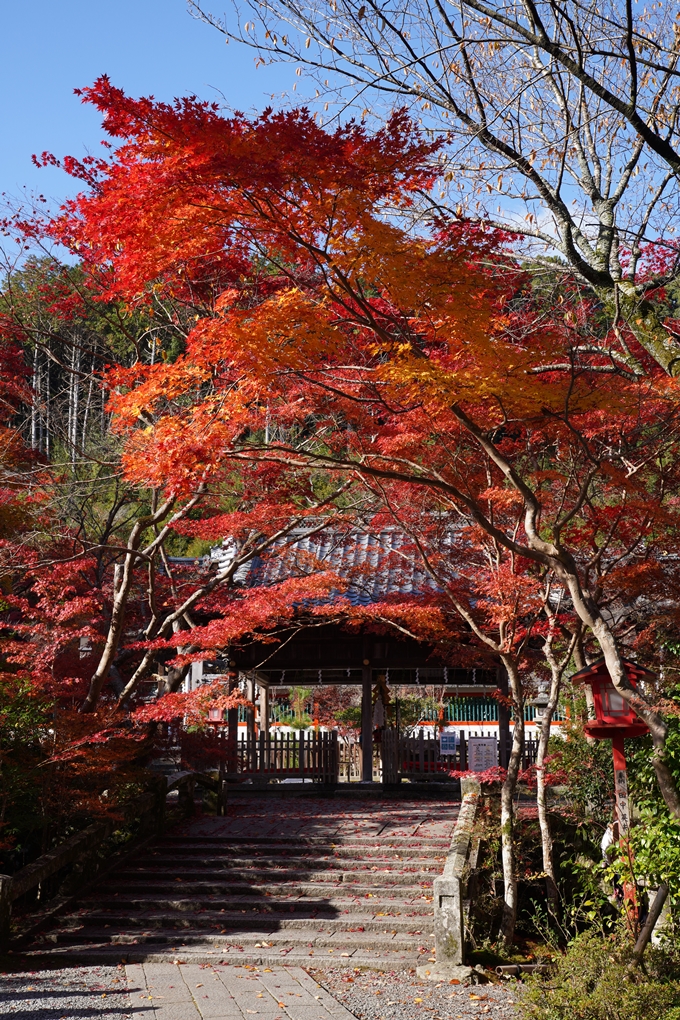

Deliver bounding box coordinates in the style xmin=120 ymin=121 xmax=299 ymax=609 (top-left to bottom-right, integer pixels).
xmin=21 ymin=795 xmax=460 ymax=970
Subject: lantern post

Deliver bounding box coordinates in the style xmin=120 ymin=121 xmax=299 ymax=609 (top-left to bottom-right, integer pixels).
xmin=529 ymin=681 xmax=550 ymax=723
xmin=611 ymin=734 xmax=631 ymax=837
xmin=208 ymin=706 xmax=225 ymax=729
xmin=571 ymin=658 xmax=652 ymax=912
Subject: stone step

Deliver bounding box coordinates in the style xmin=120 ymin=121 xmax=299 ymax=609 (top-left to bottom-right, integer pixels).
xmin=22 ymin=943 xmax=428 ymax=970
xmin=149 ymin=844 xmax=448 ymax=859
xmin=110 ymin=867 xmax=438 ymax=886
xmin=57 ymin=911 xmax=433 ymax=933
xmin=74 ymin=893 xmax=433 ymax=913
xmin=130 ymin=854 xmax=444 ymax=869
xmin=36 ymin=927 xmax=435 ymax=952
xmin=156 ymin=835 xmax=451 ymax=849
xmin=18 ymin=797 xmax=454 ymax=968
xmin=98 ymin=879 xmax=432 ymax=898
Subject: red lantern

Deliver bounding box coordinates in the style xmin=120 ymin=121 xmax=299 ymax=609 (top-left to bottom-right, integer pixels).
xmin=571 ymin=657 xmax=651 ymax=740
xmin=208 ymin=706 xmax=225 ymax=724
xmin=571 ymin=657 xmax=652 ymax=846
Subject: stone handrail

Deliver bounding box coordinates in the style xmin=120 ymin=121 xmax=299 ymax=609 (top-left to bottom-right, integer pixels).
xmin=418 ymin=780 xmax=480 ymax=981
xmin=0 ymin=770 xmax=219 ymax=950
xmin=166 ymin=769 xmax=226 ymax=815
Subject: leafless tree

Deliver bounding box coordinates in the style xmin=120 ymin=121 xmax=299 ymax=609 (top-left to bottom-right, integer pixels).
xmin=190 ymin=0 xmax=680 ymax=374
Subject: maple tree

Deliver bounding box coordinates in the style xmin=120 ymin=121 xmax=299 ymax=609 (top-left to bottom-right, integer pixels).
xmin=4 ymin=80 xmax=680 ymax=943
xmin=5 ymin=77 xmax=676 ymax=932
xmin=0 ymin=353 xmax=160 ymax=859
xmin=35 ymin=79 xmax=680 ymax=799
xmin=0 ymin=256 xmax=359 ymax=716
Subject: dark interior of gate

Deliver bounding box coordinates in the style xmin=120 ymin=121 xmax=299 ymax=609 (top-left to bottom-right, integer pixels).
xmin=183 ymin=529 xmax=515 ymax=784
xmin=188 ymin=622 xmax=511 ymax=785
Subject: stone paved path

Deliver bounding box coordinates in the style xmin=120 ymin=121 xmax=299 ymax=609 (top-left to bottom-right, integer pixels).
xmin=182 ymin=796 xmax=460 ymax=842
xmin=0 ymin=962 xmax=520 ymax=1018
xmin=126 ymin=962 xmax=359 ymax=1020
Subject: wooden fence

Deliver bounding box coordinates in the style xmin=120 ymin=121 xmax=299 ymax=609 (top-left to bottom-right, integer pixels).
xmin=182 ymin=730 xmax=339 ymax=784
xmin=180 ymin=728 xmax=538 ymax=784
xmin=381 ymin=730 xmax=540 ymax=782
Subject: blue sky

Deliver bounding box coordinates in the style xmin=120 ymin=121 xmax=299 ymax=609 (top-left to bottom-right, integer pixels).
xmin=1 ymin=0 xmax=294 ymax=208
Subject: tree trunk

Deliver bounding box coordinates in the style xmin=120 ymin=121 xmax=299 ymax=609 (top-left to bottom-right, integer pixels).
xmin=31 ymin=347 xmax=39 ymax=451
xmin=499 ymin=657 xmax=524 ymax=943
xmin=80 ymin=360 xmax=95 ymax=453
xmin=44 ymin=353 xmax=51 ymax=459
xmin=162 ymin=662 xmax=191 ymax=694
xmin=80 ymin=497 xmax=177 ymax=712
xmin=535 ymin=676 xmax=561 ymax=912
xmin=68 ymin=343 xmax=80 ymax=464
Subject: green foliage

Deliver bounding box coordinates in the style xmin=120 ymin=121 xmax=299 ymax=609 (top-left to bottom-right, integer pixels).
xmin=0 ymin=677 xmax=54 ymax=862
xmin=335 ymin=705 xmax=362 ymax=731
xmin=330 ymin=693 xmax=444 ymax=734
xmin=509 ymin=808 xmax=616 ymax=948
xmin=0 ymin=675 xmax=52 ymax=738
xmin=627 ymin=808 xmax=680 ymax=899
xmin=272 ymin=688 xmax=314 ymax=730
xmin=288 ymin=687 xmax=313 ymax=729
xmin=623 ymin=716 xmax=680 ymax=901
xmin=548 ymin=729 xmax=614 ymax=824
xmin=628 ymin=717 xmax=680 ymax=815
xmin=0 ymin=676 xmax=155 ymax=873
xmin=517 ymin=928 xmax=680 ymax=1020
xmin=178 ymin=538 xmax=215 ymax=559
xmin=469 ymin=810 xmax=617 ymax=951
xmin=395 ymin=694 xmax=442 ymax=730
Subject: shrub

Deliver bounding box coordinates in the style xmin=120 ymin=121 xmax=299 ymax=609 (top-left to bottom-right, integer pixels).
xmin=517 ymin=929 xmax=680 ymax=1020
xmin=547 ymin=729 xmax=614 ymax=825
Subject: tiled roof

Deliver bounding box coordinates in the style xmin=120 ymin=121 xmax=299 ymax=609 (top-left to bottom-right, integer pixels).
xmin=210 ymin=528 xmax=451 ymax=606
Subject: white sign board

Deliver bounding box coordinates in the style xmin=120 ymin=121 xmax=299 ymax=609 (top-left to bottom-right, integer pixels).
xmin=439 ymin=730 xmax=458 ymax=755
xmin=467 ymin=736 xmax=498 ymax=772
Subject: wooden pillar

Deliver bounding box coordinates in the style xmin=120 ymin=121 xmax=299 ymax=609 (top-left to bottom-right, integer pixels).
xmin=244 ymin=676 xmax=255 ymax=772
xmin=361 ymin=660 xmax=373 ymax=782
xmin=612 ymin=734 xmax=630 ymax=836
xmin=227 ymin=666 xmax=239 ymax=775
xmin=246 ymin=676 xmax=255 ymax=738
xmin=259 ymin=683 xmax=270 ymax=736
xmin=0 ymin=874 xmax=12 ymax=950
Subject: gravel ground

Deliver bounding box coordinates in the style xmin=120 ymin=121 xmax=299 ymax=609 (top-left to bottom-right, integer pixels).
xmin=0 ymin=963 xmax=521 ymax=1020
xmin=0 ymin=965 xmax=133 ymax=1018
xmin=310 ymin=968 xmax=520 ymax=1020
